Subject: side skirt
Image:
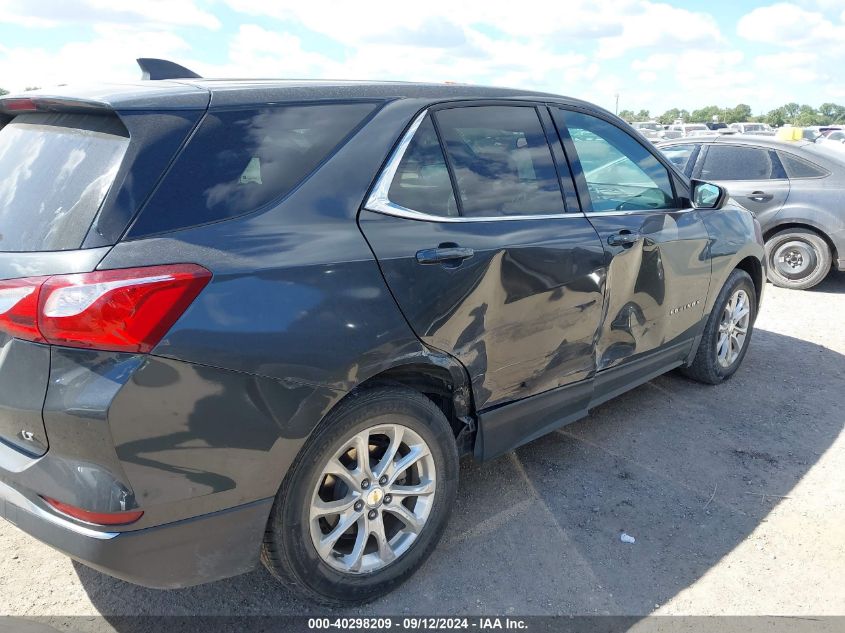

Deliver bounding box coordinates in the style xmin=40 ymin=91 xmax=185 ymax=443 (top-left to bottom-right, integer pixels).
xmin=475 ymin=340 xmax=691 ymax=461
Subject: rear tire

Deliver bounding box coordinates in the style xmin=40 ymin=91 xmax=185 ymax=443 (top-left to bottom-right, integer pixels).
xmin=681 ymin=269 xmax=756 ymax=385
xmin=765 ymin=228 xmax=831 ymax=290
xmin=261 ymin=386 xmax=458 ymax=605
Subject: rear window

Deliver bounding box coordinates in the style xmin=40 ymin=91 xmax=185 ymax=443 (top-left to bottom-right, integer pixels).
xmin=129 ymin=103 xmax=377 ymax=237
xmin=0 ymin=113 xmax=129 ymax=252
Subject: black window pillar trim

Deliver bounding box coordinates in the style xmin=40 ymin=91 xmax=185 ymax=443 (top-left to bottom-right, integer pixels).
xmin=428 ymin=109 xmax=465 ymax=218
xmin=538 ymin=106 xmax=580 ymax=213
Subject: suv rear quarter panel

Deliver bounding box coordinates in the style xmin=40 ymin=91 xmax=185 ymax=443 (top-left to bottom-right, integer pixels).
xmin=91 ymin=99 xmax=457 ymax=525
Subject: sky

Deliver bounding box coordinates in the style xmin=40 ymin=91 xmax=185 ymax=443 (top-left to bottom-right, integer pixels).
xmin=1 ymin=0 xmax=844 ymax=116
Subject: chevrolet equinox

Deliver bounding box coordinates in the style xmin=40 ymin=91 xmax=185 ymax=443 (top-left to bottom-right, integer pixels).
xmin=0 ymin=59 xmax=765 ymax=604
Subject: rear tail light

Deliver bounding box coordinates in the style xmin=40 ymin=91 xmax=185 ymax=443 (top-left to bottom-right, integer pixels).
xmin=0 ymin=277 xmax=48 ymax=343
xmin=42 ymin=496 xmax=144 ymax=526
xmin=0 ymin=264 xmax=210 ymax=353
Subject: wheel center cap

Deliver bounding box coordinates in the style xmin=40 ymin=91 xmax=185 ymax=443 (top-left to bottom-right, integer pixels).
xmin=366 ymin=487 xmax=384 ymax=507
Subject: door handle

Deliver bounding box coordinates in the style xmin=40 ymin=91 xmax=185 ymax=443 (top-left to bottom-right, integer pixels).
xmin=607 ymin=231 xmax=639 ymax=247
xmin=416 ymin=246 xmax=475 ymax=265
xmin=746 ymin=191 xmax=773 ymax=202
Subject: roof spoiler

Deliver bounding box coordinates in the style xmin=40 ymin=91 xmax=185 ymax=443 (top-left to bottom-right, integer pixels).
xmin=137 ymin=58 xmax=202 ymax=81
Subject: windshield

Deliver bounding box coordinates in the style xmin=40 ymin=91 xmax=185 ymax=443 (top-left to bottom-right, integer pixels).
xmin=0 ymin=112 xmax=128 ymax=252
xmin=635 ymin=123 xmax=661 ymax=131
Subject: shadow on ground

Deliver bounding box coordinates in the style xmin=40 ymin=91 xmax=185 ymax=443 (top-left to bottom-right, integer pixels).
xmin=73 ymin=327 xmax=845 ymax=623
xmin=809 ymin=269 xmax=845 ymax=294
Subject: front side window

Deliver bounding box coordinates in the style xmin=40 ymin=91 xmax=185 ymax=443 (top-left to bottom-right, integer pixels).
xmin=387 ymin=116 xmax=457 ymax=217
xmin=700 ymin=146 xmax=786 ymax=181
xmin=561 ymin=110 xmax=676 ymax=212
xmin=434 ymin=106 xmax=565 ymax=217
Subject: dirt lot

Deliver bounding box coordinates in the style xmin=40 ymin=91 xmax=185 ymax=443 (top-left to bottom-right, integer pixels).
xmin=1 ymin=273 xmax=844 ymax=625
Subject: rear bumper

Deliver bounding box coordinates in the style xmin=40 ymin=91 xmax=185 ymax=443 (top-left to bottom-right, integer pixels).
xmin=0 ymin=479 xmax=272 ymax=588
xmin=829 ymin=228 xmax=845 ymax=271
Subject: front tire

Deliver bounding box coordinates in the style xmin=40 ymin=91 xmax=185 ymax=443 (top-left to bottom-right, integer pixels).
xmin=765 ymin=228 xmax=831 ymax=290
xmin=261 ymin=387 xmax=459 ymax=605
xmin=681 ymin=269 xmax=756 ymax=385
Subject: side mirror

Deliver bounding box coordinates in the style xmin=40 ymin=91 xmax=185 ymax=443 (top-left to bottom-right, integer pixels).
xmin=691 ymin=180 xmax=726 ymax=210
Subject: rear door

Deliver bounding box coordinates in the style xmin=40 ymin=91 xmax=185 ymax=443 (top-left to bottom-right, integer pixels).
xmin=359 ymin=103 xmax=605 ymax=411
xmin=552 ymin=107 xmax=711 ymax=372
xmin=694 ymin=143 xmax=790 ymax=226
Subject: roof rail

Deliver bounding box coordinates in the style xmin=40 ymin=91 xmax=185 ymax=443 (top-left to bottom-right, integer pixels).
xmin=137 ymin=58 xmax=202 ymax=81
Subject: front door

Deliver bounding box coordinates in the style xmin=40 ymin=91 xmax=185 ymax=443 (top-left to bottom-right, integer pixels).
xmin=359 ymin=104 xmax=605 ymax=411
xmin=694 ymin=143 xmax=791 ymax=228
xmin=552 ymin=108 xmax=712 ymax=371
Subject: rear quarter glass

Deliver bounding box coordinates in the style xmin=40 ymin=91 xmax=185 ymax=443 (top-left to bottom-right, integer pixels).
xmin=127 ymin=102 xmax=379 ymax=238
xmin=0 ymin=112 xmax=129 ymax=252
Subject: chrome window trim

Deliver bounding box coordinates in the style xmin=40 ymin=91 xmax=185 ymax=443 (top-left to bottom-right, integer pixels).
xmin=583 ymin=208 xmax=689 ymax=217
xmin=363 ymin=108 xmax=688 ymax=223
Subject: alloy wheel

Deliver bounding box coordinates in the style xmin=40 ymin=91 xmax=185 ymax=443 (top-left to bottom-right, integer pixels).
xmin=716 ymin=288 xmax=751 ymax=368
xmin=308 ymin=424 xmax=437 ymax=574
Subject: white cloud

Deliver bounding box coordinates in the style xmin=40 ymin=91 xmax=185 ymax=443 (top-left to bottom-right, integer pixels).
xmin=0 ymin=0 xmax=220 ymax=30
xmin=196 ymin=23 xmax=596 ymax=97
xmin=737 ymin=3 xmax=845 ymax=48
xmin=596 ymin=2 xmax=723 ymax=58
xmin=754 ymin=51 xmax=822 ymax=83
xmin=2 ymin=0 xmax=843 ymax=114
xmin=222 ymin=0 xmax=637 ymax=42
xmin=0 ymin=28 xmax=190 ymax=90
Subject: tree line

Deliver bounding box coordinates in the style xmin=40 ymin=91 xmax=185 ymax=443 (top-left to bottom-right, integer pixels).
xmin=619 ymin=102 xmax=845 ymax=127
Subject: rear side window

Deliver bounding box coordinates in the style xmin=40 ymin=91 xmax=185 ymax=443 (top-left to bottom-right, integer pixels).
xmin=130 ymin=103 xmax=376 ymax=237
xmin=0 ymin=113 xmax=129 ymax=252
xmin=434 ymin=106 xmax=565 ymax=217
xmin=661 ymin=144 xmax=696 ymax=174
xmin=700 ymin=146 xmax=786 ymax=180
xmin=388 ymin=116 xmax=458 ymax=217
xmin=778 ymin=152 xmax=828 ymax=179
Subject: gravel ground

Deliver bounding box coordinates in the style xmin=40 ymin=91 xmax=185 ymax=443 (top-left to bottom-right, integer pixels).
xmin=1 ymin=272 xmax=844 ymax=626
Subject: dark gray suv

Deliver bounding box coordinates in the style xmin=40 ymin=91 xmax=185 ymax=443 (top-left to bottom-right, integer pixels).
xmin=0 ymin=62 xmax=764 ymax=604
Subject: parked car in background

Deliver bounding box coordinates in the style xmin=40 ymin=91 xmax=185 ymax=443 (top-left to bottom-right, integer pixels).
xmin=706 ymin=122 xmax=734 ymax=134
xmin=800 ymin=127 xmax=825 ymax=142
xmin=729 ymin=122 xmax=775 ymax=136
xmin=659 ymin=135 xmax=845 ymax=289
xmin=631 ymin=121 xmax=663 ymax=142
xmin=0 ymin=60 xmax=765 ymax=604
xmin=671 ymin=123 xmax=710 ymax=138
xmin=816 ymin=131 xmax=845 ymax=155
xmin=818 ymin=129 xmax=845 ymax=143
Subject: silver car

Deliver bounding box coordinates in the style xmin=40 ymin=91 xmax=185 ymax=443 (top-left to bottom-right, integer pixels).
xmin=728 ymin=122 xmax=775 ymax=136
xmin=670 ymin=123 xmax=710 ymax=138
xmin=659 ymin=135 xmax=845 ymax=289
xmin=631 ymin=121 xmax=679 ymax=142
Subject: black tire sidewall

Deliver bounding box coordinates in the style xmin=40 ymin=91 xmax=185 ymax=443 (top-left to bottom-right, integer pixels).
xmin=765 ymin=230 xmax=831 ymax=290
xmin=268 ymin=388 xmax=458 ymax=603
